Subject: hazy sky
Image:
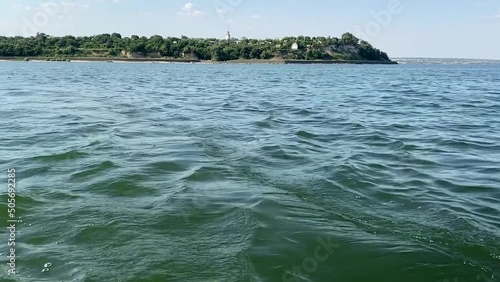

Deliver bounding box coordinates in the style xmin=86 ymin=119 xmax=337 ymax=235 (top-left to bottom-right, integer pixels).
xmin=1 ymin=0 xmax=499 ymax=59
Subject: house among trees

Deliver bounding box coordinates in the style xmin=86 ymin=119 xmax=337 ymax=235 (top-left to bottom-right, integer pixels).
xmin=291 ymin=42 xmax=299 ymax=50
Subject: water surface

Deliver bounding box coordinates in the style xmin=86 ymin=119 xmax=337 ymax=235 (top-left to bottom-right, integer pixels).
xmin=0 ymin=61 xmax=499 ymax=282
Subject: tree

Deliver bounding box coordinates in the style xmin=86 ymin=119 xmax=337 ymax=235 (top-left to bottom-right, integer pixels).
xmin=0 ymin=33 xmax=392 ymax=62
xmin=340 ymin=32 xmax=359 ymax=45
xmin=260 ymin=50 xmax=273 ymax=59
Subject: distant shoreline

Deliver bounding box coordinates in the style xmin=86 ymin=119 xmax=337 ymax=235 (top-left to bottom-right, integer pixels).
xmin=0 ymin=57 xmax=398 ymax=65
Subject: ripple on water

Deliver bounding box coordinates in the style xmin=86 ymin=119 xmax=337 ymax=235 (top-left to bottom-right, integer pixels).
xmin=255 ymin=120 xmax=273 ymax=129
xmin=147 ymin=160 xmax=190 ymax=174
xmin=70 ymin=160 xmax=118 ymax=180
xmin=84 ymin=175 xmax=158 ymax=197
xmin=296 ymin=130 xmax=318 ymax=140
xmin=32 ymin=150 xmax=88 ymax=162
xmin=258 ymin=144 xmax=309 ymax=162
xmin=182 ymin=166 xmax=227 ymax=182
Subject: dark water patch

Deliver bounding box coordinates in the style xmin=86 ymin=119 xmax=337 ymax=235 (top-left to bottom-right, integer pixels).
xmin=20 ymin=165 xmax=52 ymax=178
xmin=340 ymin=121 xmax=367 ymax=131
xmin=72 ymin=222 xmax=122 ymax=245
xmin=45 ymin=190 xmax=81 ymax=201
xmin=401 ymin=143 xmax=438 ymax=152
xmin=244 ymin=105 xmax=268 ymax=113
xmin=255 ymin=120 xmax=273 ymax=129
xmin=390 ymin=167 xmax=436 ymax=180
xmin=32 ymin=150 xmax=87 ymax=162
xmin=147 ymin=160 xmax=190 ymax=174
xmin=83 ymin=140 xmax=102 ymax=148
xmin=438 ymin=139 xmax=500 ymax=151
xmin=400 ymin=179 xmax=430 ymax=188
xmin=385 ymin=123 xmax=422 ymax=131
xmin=296 ymin=130 xmax=318 ymax=139
xmin=433 ymin=179 xmax=497 ymax=194
xmin=295 ymin=138 xmax=330 ymax=154
xmin=294 ymin=108 xmax=314 ymax=116
xmin=357 ymin=151 xmax=406 ymax=164
xmin=85 ymin=175 xmax=158 ymax=197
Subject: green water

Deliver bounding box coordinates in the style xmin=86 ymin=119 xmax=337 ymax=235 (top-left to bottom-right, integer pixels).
xmin=0 ymin=62 xmax=499 ymax=282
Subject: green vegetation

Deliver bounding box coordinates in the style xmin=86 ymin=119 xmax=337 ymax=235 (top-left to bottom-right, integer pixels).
xmin=0 ymin=32 xmax=391 ymax=62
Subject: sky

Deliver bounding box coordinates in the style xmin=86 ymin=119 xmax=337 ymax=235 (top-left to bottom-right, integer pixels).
xmin=1 ymin=0 xmax=499 ymax=59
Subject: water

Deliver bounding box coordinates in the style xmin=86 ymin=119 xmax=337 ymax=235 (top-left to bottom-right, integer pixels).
xmin=394 ymin=58 xmax=500 ymax=65
xmin=0 ymin=61 xmax=499 ymax=282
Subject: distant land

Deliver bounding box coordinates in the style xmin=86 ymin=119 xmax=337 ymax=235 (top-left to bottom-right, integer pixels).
xmin=393 ymin=58 xmax=500 ymax=65
xmin=0 ymin=32 xmax=397 ymax=64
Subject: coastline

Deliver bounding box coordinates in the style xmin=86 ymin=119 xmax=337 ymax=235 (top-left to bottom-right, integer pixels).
xmin=0 ymin=57 xmax=397 ymax=65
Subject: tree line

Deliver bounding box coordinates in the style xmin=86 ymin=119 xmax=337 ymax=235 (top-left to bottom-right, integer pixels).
xmin=0 ymin=32 xmax=390 ymax=61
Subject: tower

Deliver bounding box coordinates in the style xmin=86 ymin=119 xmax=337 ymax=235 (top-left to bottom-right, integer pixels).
xmin=226 ymin=27 xmax=231 ymax=40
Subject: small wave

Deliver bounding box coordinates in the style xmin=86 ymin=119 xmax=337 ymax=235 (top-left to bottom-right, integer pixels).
xmin=294 ymin=109 xmax=314 ymax=116
xmin=259 ymin=145 xmax=307 ymax=161
xmin=296 ymin=130 xmax=318 ymax=139
xmin=438 ymin=139 xmax=500 ymax=151
xmin=70 ymin=160 xmax=117 ymax=180
xmin=182 ymin=166 xmax=225 ymax=182
xmin=86 ymin=175 xmax=157 ymax=197
xmin=33 ymin=150 xmax=87 ymax=162
xmin=147 ymin=160 xmax=189 ymax=174
xmin=255 ymin=120 xmax=273 ymax=129
xmin=433 ymin=179 xmax=497 ymax=194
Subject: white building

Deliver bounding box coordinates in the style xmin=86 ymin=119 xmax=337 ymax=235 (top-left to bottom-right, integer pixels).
xmin=226 ymin=31 xmax=231 ymax=41
xmin=291 ymin=42 xmax=299 ymax=50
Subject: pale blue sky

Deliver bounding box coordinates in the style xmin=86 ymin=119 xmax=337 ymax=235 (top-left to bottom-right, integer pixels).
xmin=1 ymin=0 xmax=499 ymax=59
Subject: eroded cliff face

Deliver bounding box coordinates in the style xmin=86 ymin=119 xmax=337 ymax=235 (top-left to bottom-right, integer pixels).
xmin=120 ymin=51 xmax=162 ymax=58
xmin=182 ymin=52 xmax=199 ymax=60
xmin=120 ymin=50 xmax=200 ymax=59
xmin=322 ymin=45 xmax=358 ymax=55
xmin=121 ymin=50 xmax=139 ymax=58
